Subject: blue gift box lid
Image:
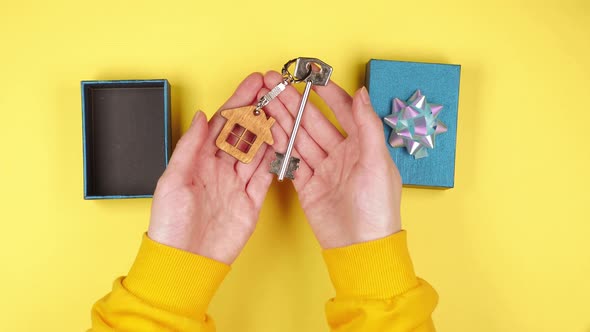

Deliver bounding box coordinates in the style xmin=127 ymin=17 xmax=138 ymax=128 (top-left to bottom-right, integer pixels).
xmin=366 ymin=59 xmax=461 ymax=188
xmin=81 ymin=79 xmax=172 ymax=199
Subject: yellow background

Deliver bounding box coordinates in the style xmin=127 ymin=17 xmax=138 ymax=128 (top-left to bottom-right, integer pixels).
xmin=1 ymin=0 xmax=589 ymax=331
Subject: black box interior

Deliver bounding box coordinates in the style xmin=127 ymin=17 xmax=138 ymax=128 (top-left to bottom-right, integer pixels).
xmin=82 ymin=80 xmax=170 ymax=198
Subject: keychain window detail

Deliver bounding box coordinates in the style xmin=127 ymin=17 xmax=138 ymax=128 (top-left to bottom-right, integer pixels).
xmin=225 ymin=124 xmax=257 ymax=153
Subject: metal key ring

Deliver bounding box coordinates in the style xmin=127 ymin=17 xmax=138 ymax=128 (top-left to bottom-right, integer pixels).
xmin=282 ymin=58 xmax=312 ymax=84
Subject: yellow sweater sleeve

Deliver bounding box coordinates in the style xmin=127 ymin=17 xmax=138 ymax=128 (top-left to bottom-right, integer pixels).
xmin=322 ymin=230 xmax=438 ymax=332
xmin=90 ymin=234 xmax=230 ymax=332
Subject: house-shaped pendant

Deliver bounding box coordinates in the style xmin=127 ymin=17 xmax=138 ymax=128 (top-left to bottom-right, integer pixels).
xmin=215 ymin=105 xmax=275 ymax=163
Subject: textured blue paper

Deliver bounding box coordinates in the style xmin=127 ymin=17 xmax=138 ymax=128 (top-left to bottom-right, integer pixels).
xmin=366 ymin=59 xmax=461 ymax=188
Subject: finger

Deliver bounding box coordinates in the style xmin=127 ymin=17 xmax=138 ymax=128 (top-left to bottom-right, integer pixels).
xmin=264 ymin=71 xmax=344 ymax=152
xmin=352 ymin=87 xmax=389 ymax=167
xmin=205 ymin=112 xmax=226 ymax=153
xmin=163 ymin=111 xmax=208 ymax=183
xmin=256 ymin=88 xmax=327 ymax=170
xmin=203 ymin=72 xmax=264 ymax=155
xmin=269 ymin=117 xmax=313 ymax=191
xmin=313 ymin=80 xmax=356 ymax=135
xmin=220 ymin=72 xmax=264 ymax=110
xmin=215 ymin=146 xmax=240 ymax=167
xmin=245 ymin=147 xmax=275 ymax=210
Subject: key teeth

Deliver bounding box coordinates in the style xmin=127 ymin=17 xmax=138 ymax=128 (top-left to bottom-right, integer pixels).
xmin=269 ymin=152 xmax=284 ymax=172
xmin=290 ymin=158 xmax=301 ymax=171
xmin=270 ymin=152 xmax=300 ymax=180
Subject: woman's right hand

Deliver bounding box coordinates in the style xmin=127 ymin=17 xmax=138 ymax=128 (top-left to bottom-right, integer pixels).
xmin=261 ymin=71 xmax=403 ymax=249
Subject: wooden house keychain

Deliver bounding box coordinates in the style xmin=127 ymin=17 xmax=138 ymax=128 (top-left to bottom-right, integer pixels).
xmin=215 ymin=58 xmax=311 ymax=163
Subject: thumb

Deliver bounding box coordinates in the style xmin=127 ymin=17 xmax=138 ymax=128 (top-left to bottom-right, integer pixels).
xmin=352 ymin=87 xmax=388 ymax=163
xmin=166 ymin=110 xmax=209 ymax=176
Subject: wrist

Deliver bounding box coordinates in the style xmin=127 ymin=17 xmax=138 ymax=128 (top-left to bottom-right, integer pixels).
xmin=147 ymin=228 xmax=191 ymax=253
xmin=147 ymin=228 xmax=245 ymax=265
xmin=314 ymin=216 xmax=402 ymax=250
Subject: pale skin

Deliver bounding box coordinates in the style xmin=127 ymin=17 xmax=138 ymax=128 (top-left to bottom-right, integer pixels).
xmin=148 ymin=72 xmax=402 ymax=264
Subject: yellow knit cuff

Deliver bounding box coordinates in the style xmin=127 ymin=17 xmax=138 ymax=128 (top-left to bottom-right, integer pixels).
xmin=123 ymin=234 xmax=230 ymax=317
xmin=322 ymin=230 xmax=419 ymax=299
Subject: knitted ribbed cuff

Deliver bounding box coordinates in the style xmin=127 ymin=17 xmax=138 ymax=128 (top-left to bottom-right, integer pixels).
xmin=123 ymin=234 xmax=230 ymax=317
xmin=322 ymin=230 xmax=418 ymax=299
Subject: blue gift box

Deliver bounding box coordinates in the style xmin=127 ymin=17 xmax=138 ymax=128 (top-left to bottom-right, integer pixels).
xmin=81 ymin=79 xmax=171 ymax=199
xmin=366 ymin=59 xmax=461 ymax=188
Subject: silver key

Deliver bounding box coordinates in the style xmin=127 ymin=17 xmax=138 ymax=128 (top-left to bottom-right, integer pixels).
xmin=270 ymin=58 xmax=333 ymax=181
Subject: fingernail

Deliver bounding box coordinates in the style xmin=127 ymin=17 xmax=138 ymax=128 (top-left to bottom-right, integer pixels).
xmin=360 ymin=86 xmax=371 ymax=105
xmin=192 ymin=110 xmax=203 ymax=124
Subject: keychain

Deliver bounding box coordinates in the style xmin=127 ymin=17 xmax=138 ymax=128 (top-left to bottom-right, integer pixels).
xmin=215 ymin=59 xmax=312 ymax=164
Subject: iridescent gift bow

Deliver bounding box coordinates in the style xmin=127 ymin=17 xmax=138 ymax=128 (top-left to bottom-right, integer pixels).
xmin=383 ymin=90 xmax=447 ymax=159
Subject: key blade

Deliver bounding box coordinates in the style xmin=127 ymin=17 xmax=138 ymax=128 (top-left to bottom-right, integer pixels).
xmin=270 ymin=152 xmax=300 ymax=181
xmin=276 ymin=81 xmax=312 ymax=181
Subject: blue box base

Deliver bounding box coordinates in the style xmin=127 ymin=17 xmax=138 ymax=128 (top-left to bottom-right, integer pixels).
xmin=366 ymin=59 xmax=461 ymax=188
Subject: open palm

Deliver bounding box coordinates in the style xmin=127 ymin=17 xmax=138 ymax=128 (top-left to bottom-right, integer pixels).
xmin=261 ymin=71 xmax=402 ymax=249
xmin=148 ymin=73 xmax=275 ymax=264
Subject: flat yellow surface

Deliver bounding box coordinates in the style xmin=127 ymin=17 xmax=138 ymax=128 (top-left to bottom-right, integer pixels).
xmin=1 ymin=1 xmax=589 ymax=331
